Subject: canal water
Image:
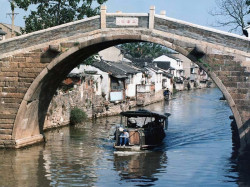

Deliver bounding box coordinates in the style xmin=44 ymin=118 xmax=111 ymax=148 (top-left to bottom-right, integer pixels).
xmin=1 ymin=88 xmax=250 ymax=187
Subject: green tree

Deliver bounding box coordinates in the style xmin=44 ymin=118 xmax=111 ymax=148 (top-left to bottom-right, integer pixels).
xmin=13 ymin=0 xmax=107 ymax=33
xmin=119 ymin=42 xmax=170 ymax=62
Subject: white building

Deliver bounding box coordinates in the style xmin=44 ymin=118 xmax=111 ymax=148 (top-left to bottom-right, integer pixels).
xmin=76 ymin=60 xmax=142 ymax=102
xmin=145 ymin=66 xmax=163 ymax=93
xmin=70 ymin=64 xmax=105 ymax=97
xmin=153 ymin=55 xmax=184 ymax=78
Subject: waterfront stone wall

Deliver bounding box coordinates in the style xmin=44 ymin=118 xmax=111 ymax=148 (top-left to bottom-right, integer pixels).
xmin=44 ymin=85 xmax=165 ymax=129
xmin=44 ymin=87 xmax=137 ymax=130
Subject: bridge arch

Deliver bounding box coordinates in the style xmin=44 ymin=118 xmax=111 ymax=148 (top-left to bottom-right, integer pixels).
xmin=10 ymin=29 xmax=241 ymax=148
xmin=0 ymin=7 xmax=249 ymax=151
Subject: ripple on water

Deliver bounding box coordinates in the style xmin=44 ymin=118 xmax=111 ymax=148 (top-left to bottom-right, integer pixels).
xmin=1 ymin=88 xmax=249 ymax=187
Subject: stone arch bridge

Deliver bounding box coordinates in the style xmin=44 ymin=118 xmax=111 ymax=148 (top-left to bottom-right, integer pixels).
xmin=0 ymin=6 xmax=249 ymax=151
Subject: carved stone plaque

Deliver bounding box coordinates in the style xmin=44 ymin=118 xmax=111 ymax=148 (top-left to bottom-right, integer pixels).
xmin=116 ymin=17 xmax=139 ymax=26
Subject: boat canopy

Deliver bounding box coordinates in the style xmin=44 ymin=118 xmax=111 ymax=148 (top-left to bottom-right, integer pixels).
xmin=120 ymin=109 xmax=170 ymax=119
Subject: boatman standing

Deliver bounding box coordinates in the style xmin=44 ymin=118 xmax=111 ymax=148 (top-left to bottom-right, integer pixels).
xmin=163 ymin=88 xmax=170 ymax=100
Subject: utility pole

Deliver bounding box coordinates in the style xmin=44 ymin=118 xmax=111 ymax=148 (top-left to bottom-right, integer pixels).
xmin=6 ymin=1 xmax=18 ymax=38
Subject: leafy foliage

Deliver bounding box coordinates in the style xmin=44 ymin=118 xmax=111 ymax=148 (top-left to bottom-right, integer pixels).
xmin=119 ymin=42 xmax=170 ymax=62
xmin=13 ymin=0 xmax=107 ymax=33
xmin=84 ymin=54 xmax=100 ymax=65
xmin=70 ymin=107 xmax=87 ymax=125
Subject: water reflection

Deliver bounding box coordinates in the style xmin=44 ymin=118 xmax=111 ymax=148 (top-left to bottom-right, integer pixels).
xmin=1 ymin=88 xmax=250 ymax=186
xmin=114 ymin=151 xmax=167 ymax=185
xmin=0 ymin=146 xmax=50 ymax=187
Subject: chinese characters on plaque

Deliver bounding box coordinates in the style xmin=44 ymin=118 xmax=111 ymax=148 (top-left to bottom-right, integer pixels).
xmin=116 ymin=17 xmax=139 ymax=26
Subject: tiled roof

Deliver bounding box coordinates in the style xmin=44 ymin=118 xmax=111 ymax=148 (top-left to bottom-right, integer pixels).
xmin=92 ymin=60 xmax=140 ymax=78
xmin=128 ymin=60 xmax=165 ymax=72
xmin=154 ymin=61 xmax=170 ymax=70
xmin=0 ymin=29 xmax=6 ymax=35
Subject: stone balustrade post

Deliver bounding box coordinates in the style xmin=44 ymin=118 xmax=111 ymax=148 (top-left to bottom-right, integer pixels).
xmin=101 ymin=5 xmax=107 ymax=29
xmin=149 ymin=6 xmax=155 ymax=29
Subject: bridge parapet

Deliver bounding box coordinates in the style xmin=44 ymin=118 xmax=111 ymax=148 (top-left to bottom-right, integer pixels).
xmin=1 ymin=6 xmax=249 ymax=59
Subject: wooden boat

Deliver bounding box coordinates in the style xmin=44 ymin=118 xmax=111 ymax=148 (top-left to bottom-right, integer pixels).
xmin=114 ymin=109 xmax=170 ymax=151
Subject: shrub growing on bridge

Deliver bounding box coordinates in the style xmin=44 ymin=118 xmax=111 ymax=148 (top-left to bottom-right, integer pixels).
xmin=70 ymin=107 xmax=87 ymax=125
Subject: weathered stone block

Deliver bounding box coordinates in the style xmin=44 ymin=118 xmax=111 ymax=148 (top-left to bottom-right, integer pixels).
xmin=0 ymin=93 xmax=24 ymax=98
xmin=237 ymin=82 xmax=250 ymax=88
xmin=0 ymin=140 xmax=15 ymax=146
xmin=2 ymin=87 xmax=17 ymax=93
xmin=0 ymin=114 xmax=16 ymax=119
xmin=0 ymin=129 xmax=12 ymax=135
xmin=231 ymin=71 xmax=243 ymax=76
xmin=0 ymin=134 xmax=12 ymax=140
xmin=4 ymin=81 xmax=18 ymax=87
xmin=25 ymin=57 xmax=41 ymax=63
xmin=2 ymin=98 xmax=22 ymax=104
xmin=208 ymin=54 xmax=235 ymax=60
xmin=0 ymin=108 xmax=18 ymax=114
xmin=0 ymin=119 xmax=15 ymax=124
xmin=19 ymin=63 xmax=46 ymax=68
xmin=230 ymin=93 xmax=247 ymax=100
xmin=1 ymin=57 xmax=12 ymax=62
xmin=222 ymin=76 xmax=246 ymax=82
xmin=61 ymin=43 xmax=75 ymax=48
xmin=221 ymin=65 xmax=245 ymax=71
xmin=40 ymin=58 xmax=54 ymax=63
xmin=0 ymin=124 xmax=13 ymax=129
xmin=237 ymin=88 xmax=249 ymax=94
xmin=234 ymin=99 xmax=250 ymax=106
xmin=18 ymin=72 xmax=38 ymax=78
xmin=22 ymin=68 xmax=44 ymax=73
xmin=1 ymin=62 xmax=19 ymax=68
xmin=12 ymin=57 xmax=26 ymax=62
xmin=214 ymin=71 xmax=231 ymax=77
xmin=224 ymin=60 xmax=240 ymax=66
xmin=18 ymin=78 xmax=34 ymax=83
xmin=0 ymin=72 xmax=18 ymax=77
xmin=16 ymin=88 xmax=28 ymax=93
xmin=22 ymin=52 xmax=41 ymax=58
xmin=0 ymin=77 xmax=18 ymax=82
xmin=2 ymin=103 xmax=20 ymax=109
xmin=17 ymin=82 xmax=31 ymax=88
xmin=1 ymin=67 xmax=22 ymax=72
xmin=223 ymin=81 xmax=237 ymax=88
xmin=237 ymin=105 xmax=250 ymax=112
xmin=30 ymin=49 xmax=43 ymax=53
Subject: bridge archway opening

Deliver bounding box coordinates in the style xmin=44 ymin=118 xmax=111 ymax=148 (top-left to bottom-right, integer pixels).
xmin=11 ymin=33 xmax=241 ymax=149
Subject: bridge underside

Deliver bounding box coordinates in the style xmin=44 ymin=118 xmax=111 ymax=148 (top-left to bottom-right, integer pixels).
xmin=0 ymin=9 xmax=249 ymax=153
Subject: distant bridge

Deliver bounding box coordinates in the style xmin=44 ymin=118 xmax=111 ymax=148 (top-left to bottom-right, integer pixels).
xmin=0 ymin=6 xmax=249 ymax=152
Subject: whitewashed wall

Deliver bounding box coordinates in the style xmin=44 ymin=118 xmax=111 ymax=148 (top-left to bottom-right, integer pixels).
xmin=147 ymin=68 xmax=163 ymax=92
xmin=126 ymin=72 xmax=143 ymax=97
xmin=80 ymin=65 xmax=110 ymax=100
xmin=162 ymin=78 xmax=173 ymax=93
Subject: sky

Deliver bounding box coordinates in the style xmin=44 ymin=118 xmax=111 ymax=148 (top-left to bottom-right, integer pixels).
xmin=0 ymin=0 xmax=242 ymax=33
